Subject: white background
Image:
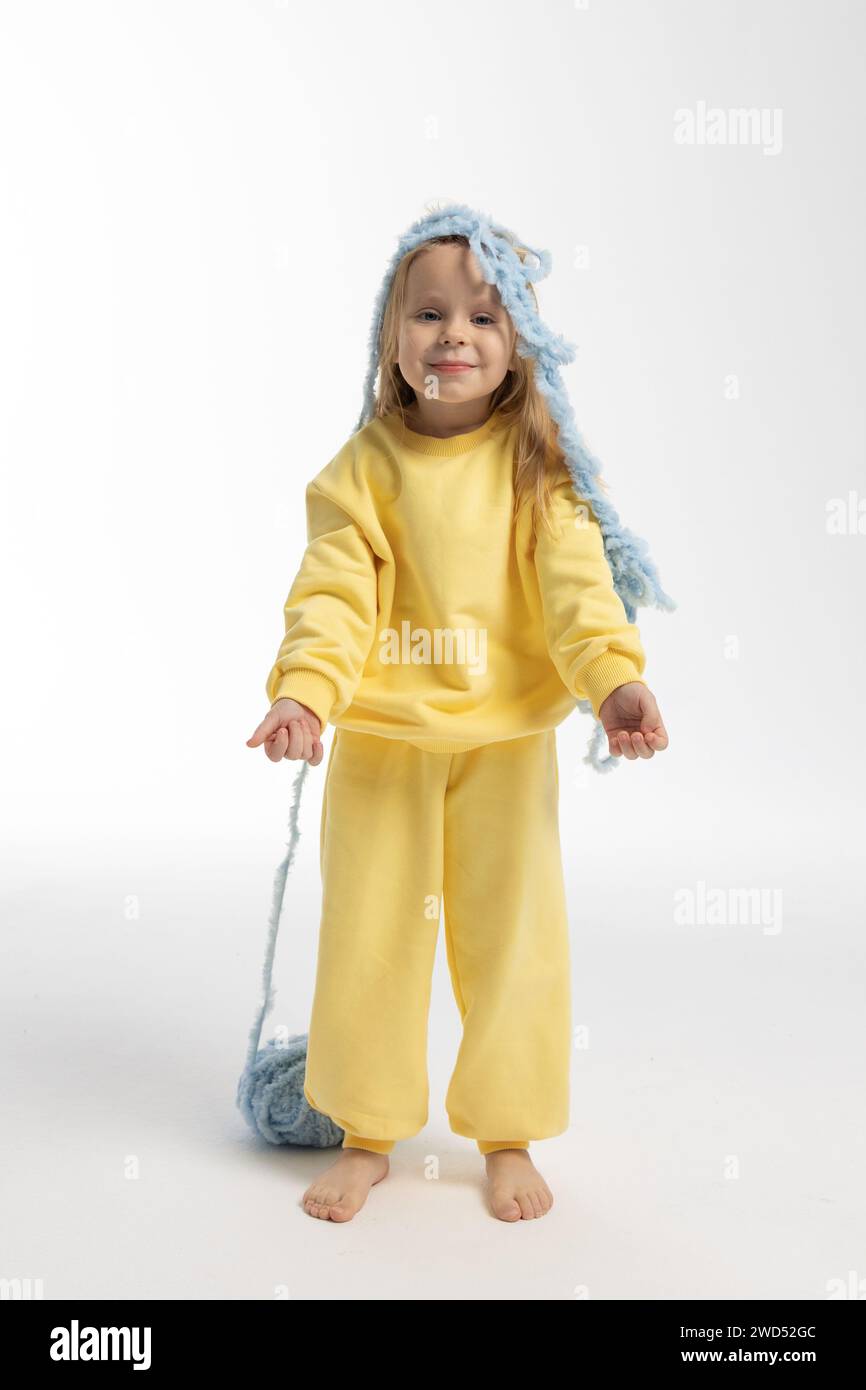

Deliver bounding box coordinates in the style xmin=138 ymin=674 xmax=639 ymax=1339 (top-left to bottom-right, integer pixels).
xmin=2 ymin=0 xmax=864 ymax=1300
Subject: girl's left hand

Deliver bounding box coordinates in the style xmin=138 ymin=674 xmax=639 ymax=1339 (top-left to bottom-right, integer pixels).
xmin=598 ymin=682 xmax=669 ymax=759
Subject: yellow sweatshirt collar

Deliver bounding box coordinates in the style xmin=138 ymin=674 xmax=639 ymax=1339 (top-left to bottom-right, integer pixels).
xmin=380 ymin=407 xmax=506 ymax=457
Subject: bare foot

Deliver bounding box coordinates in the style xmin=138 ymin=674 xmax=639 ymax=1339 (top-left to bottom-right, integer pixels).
xmin=484 ymin=1148 xmax=553 ymax=1221
xmin=301 ymin=1148 xmax=389 ymax=1222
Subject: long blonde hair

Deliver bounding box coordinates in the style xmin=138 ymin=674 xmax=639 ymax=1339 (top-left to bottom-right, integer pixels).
xmin=371 ymin=231 xmax=607 ymax=541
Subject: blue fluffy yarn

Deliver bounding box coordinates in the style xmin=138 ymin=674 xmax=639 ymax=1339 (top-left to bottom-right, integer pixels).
xmin=237 ymin=204 xmax=677 ymax=1144
xmin=237 ymin=1034 xmax=343 ymax=1148
xmin=236 ymin=759 xmax=343 ymax=1147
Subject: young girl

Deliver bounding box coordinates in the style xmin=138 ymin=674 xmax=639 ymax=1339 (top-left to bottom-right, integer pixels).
xmin=246 ymin=205 xmax=670 ymax=1223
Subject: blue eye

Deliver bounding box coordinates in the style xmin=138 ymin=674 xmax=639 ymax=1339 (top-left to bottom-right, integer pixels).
xmin=416 ymin=311 xmax=495 ymax=325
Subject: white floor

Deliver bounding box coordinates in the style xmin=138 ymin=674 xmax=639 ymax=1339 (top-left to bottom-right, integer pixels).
xmin=2 ymin=823 xmax=863 ymax=1302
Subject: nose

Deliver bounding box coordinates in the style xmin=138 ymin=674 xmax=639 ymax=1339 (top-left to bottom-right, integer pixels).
xmin=439 ymin=317 xmax=468 ymax=345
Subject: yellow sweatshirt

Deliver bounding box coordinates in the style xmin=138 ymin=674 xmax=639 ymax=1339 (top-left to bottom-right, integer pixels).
xmin=265 ymin=407 xmax=647 ymax=753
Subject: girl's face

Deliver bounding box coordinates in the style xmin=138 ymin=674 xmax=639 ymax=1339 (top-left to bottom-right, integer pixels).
xmin=395 ymin=242 xmax=517 ymax=413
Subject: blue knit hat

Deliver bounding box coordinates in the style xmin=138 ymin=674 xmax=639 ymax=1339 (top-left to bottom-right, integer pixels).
xmin=236 ymin=203 xmax=676 ymax=1148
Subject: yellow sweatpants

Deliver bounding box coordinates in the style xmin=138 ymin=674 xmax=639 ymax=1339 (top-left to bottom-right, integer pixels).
xmin=302 ymin=727 xmax=572 ymax=1155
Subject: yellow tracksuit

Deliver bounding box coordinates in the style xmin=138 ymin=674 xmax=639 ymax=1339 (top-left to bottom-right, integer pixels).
xmin=266 ymin=406 xmax=647 ymax=1153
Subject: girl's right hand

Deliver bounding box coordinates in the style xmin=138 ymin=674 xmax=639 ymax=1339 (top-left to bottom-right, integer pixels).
xmin=246 ymin=698 xmax=325 ymax=765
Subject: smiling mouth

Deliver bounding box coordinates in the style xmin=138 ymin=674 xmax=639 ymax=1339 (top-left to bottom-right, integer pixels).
xmin=429 ymin=362 xmax=476 ymax=370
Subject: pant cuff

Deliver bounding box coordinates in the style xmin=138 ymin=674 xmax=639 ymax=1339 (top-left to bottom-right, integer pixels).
xmin=477 ymin=1140 xmax=530 ymax=1154
xmin=342 ymin=1133 xmax=395 ymax=1154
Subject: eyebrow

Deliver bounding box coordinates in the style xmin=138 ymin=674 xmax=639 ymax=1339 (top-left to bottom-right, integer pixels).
xmin=406 ymin=288 xmax=499 ymax=307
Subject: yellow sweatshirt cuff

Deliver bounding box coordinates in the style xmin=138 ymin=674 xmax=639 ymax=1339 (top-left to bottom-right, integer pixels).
xmin=269 ymin=669 xmax=337 ymax=732
xmin=579 ymin=651 xmax=646 ymax=720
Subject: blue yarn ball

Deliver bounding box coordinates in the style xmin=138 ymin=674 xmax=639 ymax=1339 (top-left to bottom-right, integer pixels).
xmin=236 ymin=1033 xmax=344 ymax=1148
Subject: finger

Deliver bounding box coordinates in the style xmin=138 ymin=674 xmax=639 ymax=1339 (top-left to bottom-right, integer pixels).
xmin=247 ymin=711 xmax=279 ymax=748
xmin=265 ymin=725 xmax=288 ymax=763
xmin=619 ymin=731 xmax=637 ymax=760
xmin=631 ymin=731 xmax=653 ymax=759
xmin=301 ymin=727 xmax=324 ymax=765
xmin=288 ymin=726 xmax=323 ymax=765
xmin=301 ymin=722 xmax=313 ymax=762
xmin=645 ymin=726 xmax=669 ymax=751
xmin=284 ymin=719 xmax=305 ymax=760
xmin=286 ymin=722 xmax=305 ymax=761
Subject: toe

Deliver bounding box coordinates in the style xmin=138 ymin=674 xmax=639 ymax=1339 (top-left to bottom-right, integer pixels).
xmin=516 ymin=1191 xmax=536 ymax=1219
xmin=490 ymin=1191 xmax=522 ymax=1222
xmin=304 ymin=1185 xmax=338 ymax=1219
xmin=528 ymin=1190 xmax=545 ymax=1218
xmin=303 ymin=1183 xmax=361 ymax=1222
xmin=327 ymin=1200 xmax=356 ymax=1223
